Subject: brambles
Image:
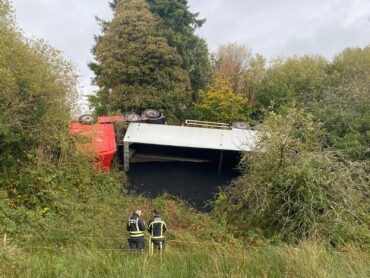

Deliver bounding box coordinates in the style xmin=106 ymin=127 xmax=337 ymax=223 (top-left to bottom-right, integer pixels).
xmin=213 ymin=108 xmax=369 ymax=246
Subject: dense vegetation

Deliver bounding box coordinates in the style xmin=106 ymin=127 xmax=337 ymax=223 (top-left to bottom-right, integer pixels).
xmin=213 ymin=108 xmax=369 ymax=246
xmin=0 ymin=1 xmax=78 ymax=213
xmin=89 ymin=0 xmax=192 ymax=119
xmin=0 ymin=0 xmax=369 ymax=276
xmin=210 ymin=46 xmax=370 ymax=247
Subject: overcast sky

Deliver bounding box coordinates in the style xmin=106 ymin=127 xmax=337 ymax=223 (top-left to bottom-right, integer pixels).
xmin=11 ymin=0 xmax=370 ymax=111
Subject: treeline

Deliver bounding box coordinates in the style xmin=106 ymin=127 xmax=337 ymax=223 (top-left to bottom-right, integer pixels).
xmin=208 ymin=46 xmax=369 ymax=246
xmin=208 ymin=47 xmax=369 ymax=245
xmin=90 ymin=0 xmax=369 ymax=161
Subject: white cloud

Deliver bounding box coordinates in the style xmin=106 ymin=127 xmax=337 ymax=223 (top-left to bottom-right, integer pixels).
xmin=10 ymin=0 xmax=370 ymax=111
xmin=189 ymin=0 xmax=370 ymax=58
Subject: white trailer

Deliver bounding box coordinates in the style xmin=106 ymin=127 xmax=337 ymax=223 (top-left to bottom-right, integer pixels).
xmin=123 ymin=123 xmax=258 ymax=172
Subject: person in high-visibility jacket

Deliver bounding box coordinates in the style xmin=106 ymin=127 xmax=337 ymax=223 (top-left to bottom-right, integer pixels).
xmin=148 ymin=209 xmax=167 ymax=255
xmin=127 ymin=209 xmax=146 ymax=252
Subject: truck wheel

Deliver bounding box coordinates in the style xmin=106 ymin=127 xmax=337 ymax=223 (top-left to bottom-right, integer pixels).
xmin=79 ymin=114 xmax=96 ymax=125
xmin=232 ymin=121 xmax=250 ymax=130
xmin=143 ymin=108 xmax=161 ymax=119
xmin=125 ymin=112 xmax=142 ymax=122
xmin=147 ymin=115 xmax=166 ymax=124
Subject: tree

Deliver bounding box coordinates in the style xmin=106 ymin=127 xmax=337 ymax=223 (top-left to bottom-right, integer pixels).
xmin=212 ymin=108 xmax=369 ymax=246
xmin=214 ymin=43 xmax=266 ymax=105
xmin=0 ymin=3 xmax=77 ymax=165
xmin=89 ymin=0 xmax=191 ymax=118
xmin=0 ymin=0 xmax=79 ymax=209
xmin=249 ymin=48 xmax=369 ymax=160
xmin=110 ymin=0 xmax=211 ymax=99
xmin=333 ymin=46 xmax=370 ymax=86
xmin=311 ymin=46 xmax=370 ymax=160
xmin=255 ymin=55 xmax=332 ymax=111
xmin=215 ymin=43 xmax=253 ymax=80
xmin=191 ymin=77 xmax=252 ymax=124
xmin=0 ymin=0 xmax=12 ymax=27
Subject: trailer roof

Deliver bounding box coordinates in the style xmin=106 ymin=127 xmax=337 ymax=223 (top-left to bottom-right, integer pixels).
xmin=123 ymin=123 xmax=258 ymax=152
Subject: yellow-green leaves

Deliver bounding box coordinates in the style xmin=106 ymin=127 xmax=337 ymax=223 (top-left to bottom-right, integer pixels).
xmin=192 ymin=77 xmax=252 ymax=124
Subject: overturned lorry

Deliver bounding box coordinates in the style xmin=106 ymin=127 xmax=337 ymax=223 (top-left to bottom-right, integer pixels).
xmin=69 ymin=109 xmax=257 ymax=172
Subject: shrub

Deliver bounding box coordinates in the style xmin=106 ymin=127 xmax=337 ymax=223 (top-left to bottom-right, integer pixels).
xmin=190 ymin=77 xmax=253 ymax=124
xmin=213 ymin=108 xmax=369 ymax=246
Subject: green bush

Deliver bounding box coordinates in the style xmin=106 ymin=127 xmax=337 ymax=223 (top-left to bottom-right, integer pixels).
xmin=213 ymin=108 xmax=369 ymax=246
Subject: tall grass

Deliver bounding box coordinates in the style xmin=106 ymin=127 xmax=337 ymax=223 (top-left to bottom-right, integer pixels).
xmin=1 ymin=170 xmax=368 ymax=277
xmin=1 ymin=239 xmax=369 ymax=277
xmin=1 ymin=184 xmax=369 ymax=277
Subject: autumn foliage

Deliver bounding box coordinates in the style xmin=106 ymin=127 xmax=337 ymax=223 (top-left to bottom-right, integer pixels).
xmin=192 ymin=77 xmax=252 ymax=123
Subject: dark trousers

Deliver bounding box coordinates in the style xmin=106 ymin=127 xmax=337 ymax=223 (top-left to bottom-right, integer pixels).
xmin=151 ymin=239 xmax=165 ymax=254
xmin=128 ymin=238 xmax=145 ymax=252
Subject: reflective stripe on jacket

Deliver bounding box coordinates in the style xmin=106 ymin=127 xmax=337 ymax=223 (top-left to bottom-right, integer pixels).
xmin=148 ymin=216 xmax=167 ymax=240
xmin=127 ymin=214 xmax=145 ymax=238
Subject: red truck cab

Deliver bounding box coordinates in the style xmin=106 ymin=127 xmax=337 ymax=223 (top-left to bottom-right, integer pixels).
xmin=69 ymin=121 xmax=116 ymax=172
xmin=69 ymin=109 xmax=165 ymax=171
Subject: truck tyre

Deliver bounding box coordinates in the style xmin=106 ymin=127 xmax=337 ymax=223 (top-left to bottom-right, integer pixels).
xmin=143 ymin=108 xmax=161 ymax=119
xmin=79 ymin=114 xmax=96 ymax=125
xmin=147 ymin=115 xmax=166 ymax=124
xmin=125 ymin=112 xmax=142 ymax=122
xmin=232 ymin=121 xmax=250 ymax=130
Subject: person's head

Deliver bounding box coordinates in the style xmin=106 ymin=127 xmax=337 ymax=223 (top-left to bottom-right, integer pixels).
xmin=153 ymin=209 xmax=160 ymax=216
xmin=134 ymin=209 xmax=143 ymax=217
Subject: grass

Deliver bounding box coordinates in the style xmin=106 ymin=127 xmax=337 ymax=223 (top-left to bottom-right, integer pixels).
xmin=1 ymin=174 xmax=368 ymax=277
xmin=1 ymin=238 xmax=369 ymax=277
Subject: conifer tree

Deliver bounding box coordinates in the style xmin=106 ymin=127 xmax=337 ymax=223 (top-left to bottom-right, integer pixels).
xmin=147 ymin=0 xmax=210 ymax=99
xmin=89 ymin=0 xmax=191 ymax=117
xmin=102 ymin=0 xmax=209 ymax=100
